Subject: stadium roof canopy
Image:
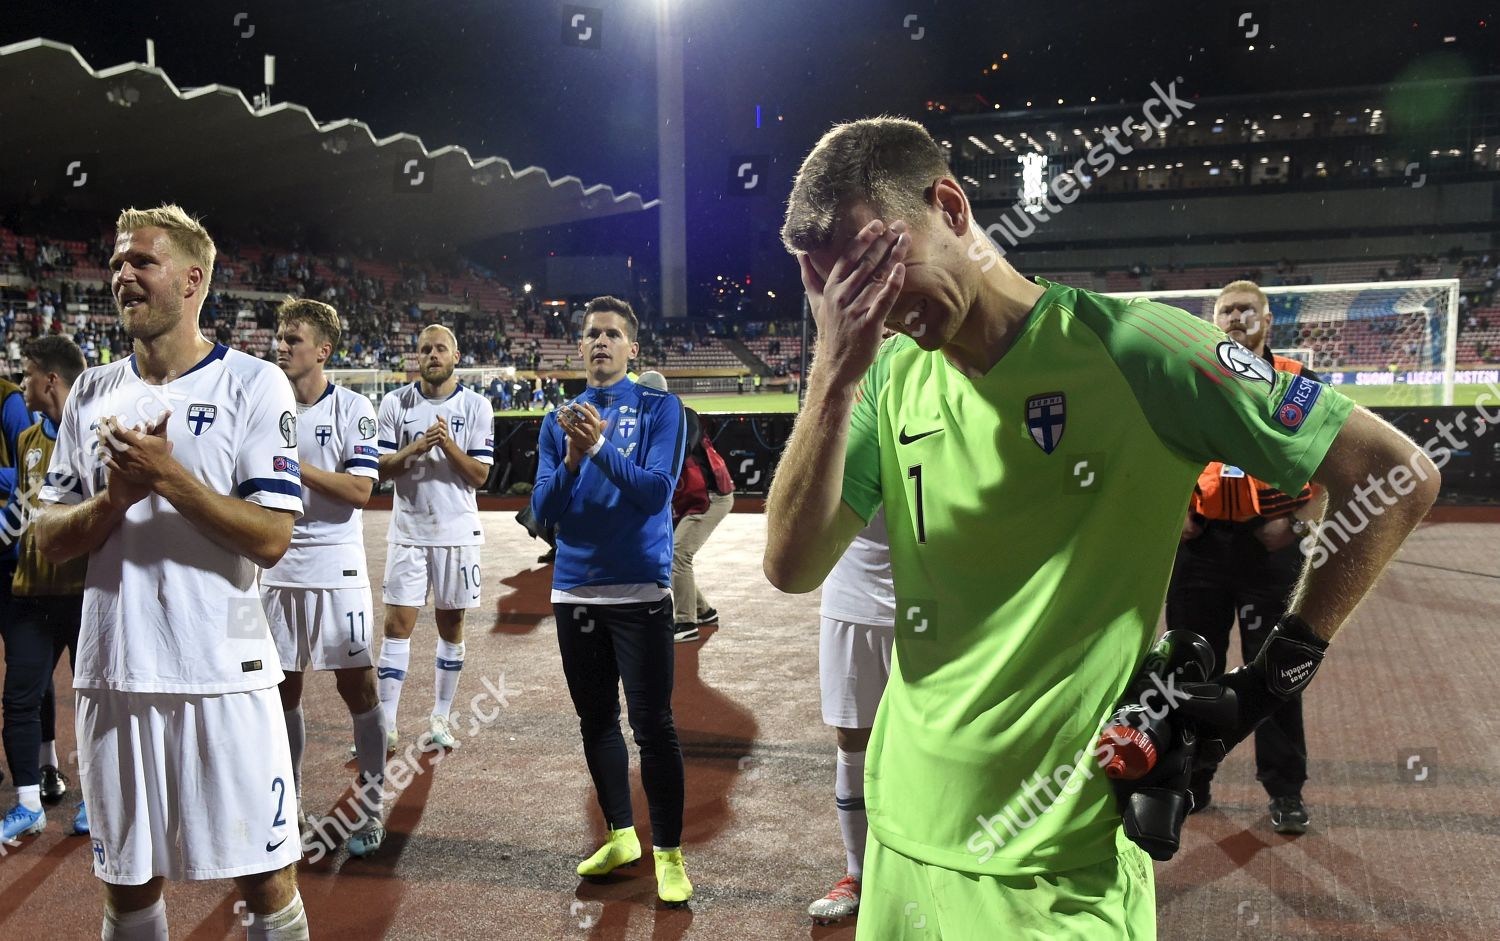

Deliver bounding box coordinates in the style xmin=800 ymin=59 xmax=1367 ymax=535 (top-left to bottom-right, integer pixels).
xmin=0 ymin=38 xmax=658 ymax=252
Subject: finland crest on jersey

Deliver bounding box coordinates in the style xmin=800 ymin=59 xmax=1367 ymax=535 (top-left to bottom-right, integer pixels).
xmin=263 ymin=383 xmax=380 ymax=588
xmin=377 ymin=382 xmax=494 ymax=547
xmin=187 ymin=403 xmax=217 ymax=436
xmin=1026 ymin=392 xmax=1066 ymax=454
xmin=38 ymin=344 xmax=303 ymax=695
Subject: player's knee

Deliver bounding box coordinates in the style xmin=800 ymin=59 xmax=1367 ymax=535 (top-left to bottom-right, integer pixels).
xmin=104 ymin=877 xmax=164 ymax=914
xmin=579 ymin=710 xmax=621 ymax=740
xmin=835 ymin=727 xmax=871 ymax=752
xmin=625 ymin=705 xmax=677 ymax=748
xmin=336 ymin=669 xmax=378 ymax=711
xmin=435 ymin=611 xmax=466 ymax=641
xmin=1 ymin=667 xmax=46 ymax=710
xmin=235 ymin=864 xmax=298 ymax=913
xmin=277 ymin=673 xmax=304 ymax=710
xmin=382 ymin=606 xmax=418 ymax=638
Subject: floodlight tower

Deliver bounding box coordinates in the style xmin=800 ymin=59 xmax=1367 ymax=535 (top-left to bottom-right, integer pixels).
xmin=656 ymin=0 xmax=687 ymax=319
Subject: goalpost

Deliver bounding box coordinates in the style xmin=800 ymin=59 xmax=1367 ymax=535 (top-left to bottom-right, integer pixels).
xmin=1107 ymin=279 xmax=1463 ymax=406
xmin=325 ymin=368 xmax=389 ymax=405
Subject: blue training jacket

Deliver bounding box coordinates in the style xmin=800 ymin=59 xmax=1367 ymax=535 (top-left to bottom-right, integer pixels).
xmin=531 ymin=376 xmax=686 ymax=591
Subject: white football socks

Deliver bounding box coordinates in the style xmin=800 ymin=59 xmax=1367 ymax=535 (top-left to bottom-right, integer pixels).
xmin=377 ymin=637 xmax=411 ymax=730
xmin=246 ymin=892 xmax=309 ymax=941
xmin=17 ymin=784 xmax=42 ymax=813
xmin=433 ymin=639 xmax=465 ymax=718
xmin=102 ymin=898 xmax=168 ymax=941
xmin=835 ymin=747 xmax=868 ymax=879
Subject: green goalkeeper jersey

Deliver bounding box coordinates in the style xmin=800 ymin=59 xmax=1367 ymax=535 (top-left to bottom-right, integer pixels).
xmin=840 ymin=278 xmax=1354 ymax=876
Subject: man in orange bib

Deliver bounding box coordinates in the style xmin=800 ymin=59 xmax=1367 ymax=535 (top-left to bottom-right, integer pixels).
xmin=1167 ymin=279 xmax=1323 ymax=835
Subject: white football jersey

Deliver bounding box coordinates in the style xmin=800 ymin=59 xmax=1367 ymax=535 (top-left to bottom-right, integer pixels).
xmin=40 ymin=344 xmax=303 ymax=694
xmin=377 ymin=382 xmax=493 ymax=547
xmin=820 ymin=507 xmax=896 ymax=626
xmin=262 ymin=381 xmax=379 ymax=589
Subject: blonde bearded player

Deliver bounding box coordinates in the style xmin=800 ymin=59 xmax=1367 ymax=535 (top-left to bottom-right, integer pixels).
xmin=374 ymin=324 xmax=493 ymax=751
xmin=36 ymin=204 xmax=309 ymax=940
xmin=262 ymin=298 xmax=388 ymax=856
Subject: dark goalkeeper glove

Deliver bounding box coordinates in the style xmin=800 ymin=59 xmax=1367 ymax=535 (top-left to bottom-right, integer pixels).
xmin=1176 ymin=613 xmax=1328 ymax=769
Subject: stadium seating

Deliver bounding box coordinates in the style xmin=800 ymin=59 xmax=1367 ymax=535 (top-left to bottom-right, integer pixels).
xmin=2 ymin=222 xmax=1496 ymax=371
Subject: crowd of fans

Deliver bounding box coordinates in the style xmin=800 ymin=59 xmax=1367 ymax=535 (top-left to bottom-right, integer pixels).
xmin=4 ymin=220 xmax=1499 ymax=374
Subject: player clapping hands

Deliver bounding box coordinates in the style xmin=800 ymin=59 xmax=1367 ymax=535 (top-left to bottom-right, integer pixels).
xmin=96 ymin=412 xmax=172 ymax=507
xmin=557 ymin=401 xmax=607 ymax=471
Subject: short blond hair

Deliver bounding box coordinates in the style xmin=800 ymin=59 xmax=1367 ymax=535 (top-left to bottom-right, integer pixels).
xmin=419 ymin=323 xmax=459 ymax=349
xmin=1217 ymin=279 xmax=1269 ymax=313
xmin=114 ymin=203 xmax=217 ymax=288
xmin=276 ymin=297 xmax=342 ymax=350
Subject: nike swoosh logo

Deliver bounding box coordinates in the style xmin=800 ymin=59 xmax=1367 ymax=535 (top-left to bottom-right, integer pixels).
xmin=348 ymin=647 xmax=367 ymax=657
xmin=899 ymin=426 xmax=943 ymax=445
xmin=266 ymin=837 xmax=288 ymax=852
xmin=648 ymin=603 xmax=667 ymax=615
xmin=402 ymin=418 xmax=420 ymax=425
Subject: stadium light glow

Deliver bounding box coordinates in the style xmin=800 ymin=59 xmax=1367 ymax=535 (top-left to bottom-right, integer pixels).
xmin=1019 ymin=153 xmax=1048 ymax=214
xmin=523 ymin=283 xmax=533 ymax=293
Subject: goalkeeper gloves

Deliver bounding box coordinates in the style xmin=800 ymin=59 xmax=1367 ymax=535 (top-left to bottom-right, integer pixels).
xmin=1177 ymin=613 xmax=1328 ymax=769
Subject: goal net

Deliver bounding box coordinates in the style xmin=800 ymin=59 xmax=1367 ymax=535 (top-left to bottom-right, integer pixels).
xmin=1107 ymin=279 xmax=1462 ymax=406
xmin=325 ymin=368 xmax=390 ymax=405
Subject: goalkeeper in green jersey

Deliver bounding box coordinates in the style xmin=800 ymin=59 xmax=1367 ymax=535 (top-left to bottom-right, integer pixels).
xmin=764 ymin=116 xmax=1439 ymax=940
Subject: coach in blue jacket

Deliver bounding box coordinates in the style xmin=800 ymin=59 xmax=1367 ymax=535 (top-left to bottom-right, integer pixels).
xmin=530 ymin=296 xmax=693 ymax=905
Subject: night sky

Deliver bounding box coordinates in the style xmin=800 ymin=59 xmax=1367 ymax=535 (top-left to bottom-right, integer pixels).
xmin=4 ymin=0 xmax=1495 ymax=315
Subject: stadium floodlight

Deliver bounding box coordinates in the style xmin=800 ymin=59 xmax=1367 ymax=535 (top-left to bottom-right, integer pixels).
xmin=1019 ymin=153 xmax=1048 ymax=214
xmin=1106 ymin=279 xmax=1464 ymax=406
xmin=523 ymin=282 xmax=533 ymax=294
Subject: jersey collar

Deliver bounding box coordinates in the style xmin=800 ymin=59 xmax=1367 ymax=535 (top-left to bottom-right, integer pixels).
xmin=583 ymin=375 xmax=633 ymax=404
xmin=414 ymin=380 xmax=463 ymax=401
xmin=128 ymin=342 xmax=228 ymax=379
xmin=940 ymin=278 xmax=1063 ymax=380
